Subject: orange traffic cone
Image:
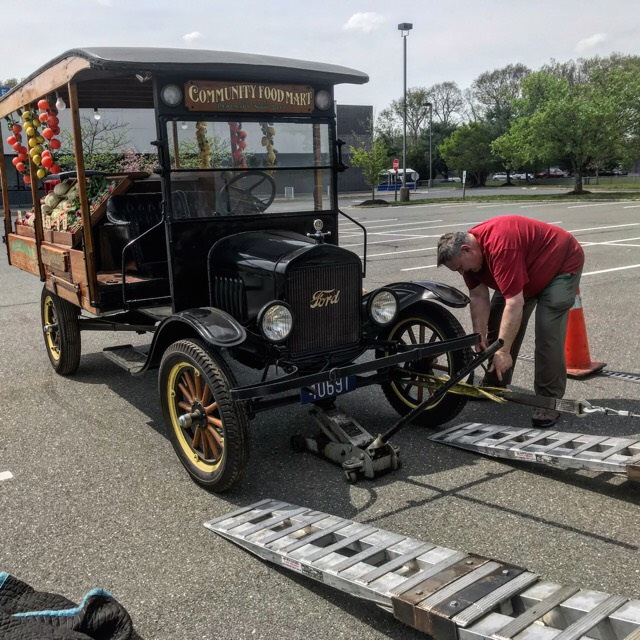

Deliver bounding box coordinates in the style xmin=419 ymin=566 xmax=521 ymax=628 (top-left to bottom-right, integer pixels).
xmin=564 ymin=289 xmax=605 ymax=378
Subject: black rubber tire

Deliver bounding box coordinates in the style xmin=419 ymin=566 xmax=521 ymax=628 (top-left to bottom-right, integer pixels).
xmin=378 ymin=301 xmax=473 ymax=428
xmin=159 ymin=339 xmax=250 ymax=492
xmin=40 ymin=287 xmax=81 ymax=375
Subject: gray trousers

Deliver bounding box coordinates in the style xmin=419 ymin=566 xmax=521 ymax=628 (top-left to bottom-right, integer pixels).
xmin=482 ymin=270 xmax=582 ymax=398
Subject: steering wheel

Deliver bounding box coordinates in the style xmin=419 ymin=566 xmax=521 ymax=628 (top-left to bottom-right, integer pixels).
xmin=219 ymin=171 xmax=276 ymax=214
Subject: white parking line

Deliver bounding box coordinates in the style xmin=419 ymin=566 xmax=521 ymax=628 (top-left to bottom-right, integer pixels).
xmin=0 ymin=471 xmax=13 ymax=482
xmin=520 ymin=203 xmax=563 ymax=208
xmin=476 ymin=204 xmax=507 ymax=208
xmin=369 ymin=247 xmax=436 ymax=258
xmin=583 ymin=264 xmax=640 ymax=276
xmin=567 ymin=202 xmax=626 ymax=209
xmin=623 ymin=205 xmax=640 ymax=209
xmin=401 ymin=264 xmax=437 ymax=271
xmin=581 ymin=235 xmax=640 ymax=246
xmin=568 ymin=223 xmax=640 ymax=233
xmin=340 ymin=218 xmax=398 ymax=225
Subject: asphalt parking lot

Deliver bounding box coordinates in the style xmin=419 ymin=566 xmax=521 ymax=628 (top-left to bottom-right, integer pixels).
xmin=1 ymin=197 xmax=639 ymax=639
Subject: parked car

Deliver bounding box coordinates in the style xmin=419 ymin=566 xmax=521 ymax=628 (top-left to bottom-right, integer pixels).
xmin=511 ymin=172 xmax=533 ymax=180
xmin=535 ymin=168 xmax=566 ymax=178
xmin=492 ymin=173 xmax=508 ymax=181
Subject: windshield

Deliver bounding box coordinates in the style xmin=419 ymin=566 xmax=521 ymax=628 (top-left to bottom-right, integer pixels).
xmin=165 ymin=119 xmax=332 ymax=217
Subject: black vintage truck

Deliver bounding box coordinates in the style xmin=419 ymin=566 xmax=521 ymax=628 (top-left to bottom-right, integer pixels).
xmin=0 ymin=48 xmax=477 ymax=491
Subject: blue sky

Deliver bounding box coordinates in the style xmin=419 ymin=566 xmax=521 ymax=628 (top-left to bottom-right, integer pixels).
xmin=1 ymin=0 xmax=639 ymax=116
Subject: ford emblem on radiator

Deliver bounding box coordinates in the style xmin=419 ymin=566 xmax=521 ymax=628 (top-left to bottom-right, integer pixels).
xmin=310 ymin=289 xmax=341 ymax=308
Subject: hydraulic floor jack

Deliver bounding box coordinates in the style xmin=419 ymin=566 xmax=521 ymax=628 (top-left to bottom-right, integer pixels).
xmin=291 ymin=339 xmax=504 ymax=483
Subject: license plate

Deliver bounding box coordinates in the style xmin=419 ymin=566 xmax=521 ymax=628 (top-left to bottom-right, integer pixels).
xmin=300 ymin=375 xmax=357 ymax=404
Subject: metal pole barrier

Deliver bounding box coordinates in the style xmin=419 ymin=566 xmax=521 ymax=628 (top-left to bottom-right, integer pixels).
xmin=394 ymin=170 xmax=398 ymax=201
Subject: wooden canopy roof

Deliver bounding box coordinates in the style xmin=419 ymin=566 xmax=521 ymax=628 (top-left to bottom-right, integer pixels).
xmin=0 ymin=47 xmax=369 ymax=116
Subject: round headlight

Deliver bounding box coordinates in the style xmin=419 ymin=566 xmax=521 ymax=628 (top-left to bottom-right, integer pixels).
xmin=160 ymin=84 xmax=183 ymax=107
xmin=314 ymin=90 xmax=332 ymax=111
xmin=260 ymin=302 xmax=293 ymax=342
xmin=369 ymin=290 xmax=398 ymax=326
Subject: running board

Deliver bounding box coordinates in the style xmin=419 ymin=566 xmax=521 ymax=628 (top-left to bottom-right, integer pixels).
xmin=429 ymin=422 xmax=640 ymax=482
xmin=102 ymin=344 xmax=148 ymax=375
xmin=205 ymin=499 xmax=640 ymax=639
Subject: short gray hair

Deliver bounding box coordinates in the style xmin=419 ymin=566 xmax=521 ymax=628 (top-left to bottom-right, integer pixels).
xmin=437 ymin=231 xmax=472 ymax=267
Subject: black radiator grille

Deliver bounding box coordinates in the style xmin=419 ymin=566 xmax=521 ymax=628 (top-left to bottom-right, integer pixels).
xmin=211 ymin=275 xmax=246 ymax=319
xmin=286 ymin=262 xmax=361 ymax=355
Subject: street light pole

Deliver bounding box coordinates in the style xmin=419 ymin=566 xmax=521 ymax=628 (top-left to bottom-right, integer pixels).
xmin=425 ymin=101 xmax=433 ymax=188
xmin=398 ymin=22 xmax=412 ymax=202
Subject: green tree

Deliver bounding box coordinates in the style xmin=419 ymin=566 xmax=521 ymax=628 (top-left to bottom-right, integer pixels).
xmin=349 ymin=139 xmax=389 ymax=202
xmin=440 ymin=121 xmax=497 ymax=186
xmin=468 ymin=64 xmax=531 ymax=183
xmin=492 ymin=67 xmax=640 ymax=193
xmin=1 ymin=78 xmax=19 ymax=88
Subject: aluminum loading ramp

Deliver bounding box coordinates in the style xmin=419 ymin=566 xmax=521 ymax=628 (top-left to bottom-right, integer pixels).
xmin=205 ymin=499 xmax=640 ymax=639
xmin=429 ymin=423 xmax=640 ymax=482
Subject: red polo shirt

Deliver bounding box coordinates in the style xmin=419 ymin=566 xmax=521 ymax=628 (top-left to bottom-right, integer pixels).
xmin=463 ymin=216 xmax=584 ymax=298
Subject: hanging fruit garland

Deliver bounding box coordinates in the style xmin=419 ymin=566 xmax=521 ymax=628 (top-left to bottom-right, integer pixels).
xmin=228 ymin=121 xmax=247 ymax=169
xmin=4 ymin=98 xmax=63 ymax=187
xmin=259 ymin=122 xmax=277 ymax=166
xmin=36 ymin=98 xmax=62 ymax=178
xmin=195 ymin=121 xmax=210 ymax=168
xmin=5 ymin=113 xmax=29 ymax=182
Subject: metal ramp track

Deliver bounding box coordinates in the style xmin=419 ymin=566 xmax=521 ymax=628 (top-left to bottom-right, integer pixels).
xmin=429 ymin=422 xmax=640 ymax=482
xmin=205 ymin=499 xmax=640 ymax=639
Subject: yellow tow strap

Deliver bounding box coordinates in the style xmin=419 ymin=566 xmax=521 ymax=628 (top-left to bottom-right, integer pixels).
xmin=397 ymin=370 xmax=509 ymax=404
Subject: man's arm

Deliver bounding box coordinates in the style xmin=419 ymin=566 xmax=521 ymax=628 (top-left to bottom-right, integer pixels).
xmin=491 ymin=291 xmax=525 ymax=380
xmin=468 ymin=284 xmax=490 ymax=352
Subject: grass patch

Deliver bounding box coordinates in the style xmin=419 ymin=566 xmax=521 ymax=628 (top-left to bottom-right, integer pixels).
xmin=383 ymin=190 xmax=640 ymax=207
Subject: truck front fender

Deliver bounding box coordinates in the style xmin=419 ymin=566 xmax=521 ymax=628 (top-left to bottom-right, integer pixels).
xmin=384 ymin=280 xmax=469 ymax=310
xmin=143 ymin=308 xmax=246 ymax=371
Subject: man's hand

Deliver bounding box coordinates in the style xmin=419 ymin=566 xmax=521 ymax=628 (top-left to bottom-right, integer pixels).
xmin=475 ymin=335 xmax=489 ymax=353
xmin=489 ymin=350 xmax=513 ymax=381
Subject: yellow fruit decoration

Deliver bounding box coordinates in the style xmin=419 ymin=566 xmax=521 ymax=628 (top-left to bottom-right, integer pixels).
xmin=28 ymin=138 xmax=38 ymax=148
xmin=25 ymin=127 xmax=35 ymax=137
xmin=32 ymin=155 xmax=41 ymax=166
xmin=36 ymin=136 xmax=44 ymax=144
xmin=34 ymin=145 xmax=43 ymax=154
xmin=22 ymin=111 xmax=31 ymax=120
xmin=32 ymin=119 xmax=40 ymax=128
xmin=37 ymin=168 xmax=47 ymax=179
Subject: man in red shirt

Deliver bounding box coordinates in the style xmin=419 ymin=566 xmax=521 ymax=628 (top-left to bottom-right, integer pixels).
xmin=437 ymin=216 xmax=584 ymax=427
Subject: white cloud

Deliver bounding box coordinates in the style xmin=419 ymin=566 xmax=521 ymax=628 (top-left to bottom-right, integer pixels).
xmin=343 ymin=12 xmax=384 ymax=34
xmin=183 ymin=31 xmax=203 ymax=43
xmin=575 ymin=33 xmax=608 ymax=52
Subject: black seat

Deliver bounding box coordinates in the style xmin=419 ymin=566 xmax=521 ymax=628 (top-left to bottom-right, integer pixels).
xmin=102 ymin=193 xmax=167 ymax=277
xmin=171 ymin=190 xmax=214 ymax=219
